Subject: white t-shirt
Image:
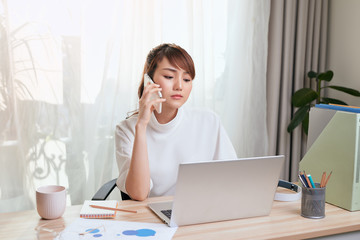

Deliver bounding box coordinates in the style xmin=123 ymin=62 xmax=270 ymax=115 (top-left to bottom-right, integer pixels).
xmin=115 ymin=107 xmax=237 ymax=197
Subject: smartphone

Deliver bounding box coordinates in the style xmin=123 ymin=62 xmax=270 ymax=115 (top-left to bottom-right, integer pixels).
xmin=144 ymin=73 xmax=162 ymax=113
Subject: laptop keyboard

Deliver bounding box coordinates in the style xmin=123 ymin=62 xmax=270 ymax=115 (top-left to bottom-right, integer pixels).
xmin=161 ymin=209 xmax=172 ymax=219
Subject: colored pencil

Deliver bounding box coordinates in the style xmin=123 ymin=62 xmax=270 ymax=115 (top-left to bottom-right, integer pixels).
xmin=90 ymin=205 xmax=137 ymax=213
xmin=320 ymin=172 xmax=326 ymax=188
xmin=79 ymin=226 xmax=102 ymax=236
xmin=324 ymin=171 xmax=333 ymax=187
xmin=303 ymin=171 xmax=313 ymax=188
xmin=307 ymin=175 xmax=316 ymax=188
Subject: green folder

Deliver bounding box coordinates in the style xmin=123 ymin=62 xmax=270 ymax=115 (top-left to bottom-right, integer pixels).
xmin=299 ymin=107 xmax=360 ymax=211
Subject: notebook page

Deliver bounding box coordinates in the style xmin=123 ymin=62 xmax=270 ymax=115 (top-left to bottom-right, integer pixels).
xmin=80 ymin=200 xmax=118 ymax=219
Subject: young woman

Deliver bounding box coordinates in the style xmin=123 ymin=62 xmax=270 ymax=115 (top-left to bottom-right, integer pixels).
xmin=116 ymin=43 xmax=236 ymax=201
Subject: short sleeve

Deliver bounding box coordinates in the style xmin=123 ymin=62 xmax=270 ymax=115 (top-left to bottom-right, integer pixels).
xmin=115 ymin=124 xmax=132 ymax=194
xmin=115 ymin=123 xmax=153 ymax=197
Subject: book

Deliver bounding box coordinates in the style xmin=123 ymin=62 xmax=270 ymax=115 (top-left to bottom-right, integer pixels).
xmin=80 ymin=200 xmax=118 ymax=219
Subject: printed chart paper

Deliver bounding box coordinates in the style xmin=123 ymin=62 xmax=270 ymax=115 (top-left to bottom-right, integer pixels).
xmin=55 ymin=218 xmax=177 ymax=240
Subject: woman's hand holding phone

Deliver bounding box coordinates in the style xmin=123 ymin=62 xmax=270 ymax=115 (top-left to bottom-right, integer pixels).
xmin=137 ymin=74 xmax=165 ymax=127
xmin=144 ymin=74 xmax=163 ymax=114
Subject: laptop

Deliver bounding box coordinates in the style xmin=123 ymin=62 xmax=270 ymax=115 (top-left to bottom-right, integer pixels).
xmin=148 ymin=155 xmax=284 ymax=227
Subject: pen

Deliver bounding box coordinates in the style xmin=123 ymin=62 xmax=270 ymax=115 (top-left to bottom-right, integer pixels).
xmin=299 ymin=172 xmax=309 ymax=188
xmin=90 ymin=205 xmax=137 ymax=213
xmin=298 ymin=173 xmax=307 ymax=188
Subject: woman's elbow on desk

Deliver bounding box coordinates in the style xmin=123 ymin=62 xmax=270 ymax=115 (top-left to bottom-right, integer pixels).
xmin=126 ymin=190 xmax=149 ymax=201
xmin=125 ymin=182 xmax=150 ymax=201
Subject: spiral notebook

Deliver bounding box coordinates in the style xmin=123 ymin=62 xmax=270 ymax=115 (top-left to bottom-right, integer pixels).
xmin=80 ymin=200 xmax=118 ymax=219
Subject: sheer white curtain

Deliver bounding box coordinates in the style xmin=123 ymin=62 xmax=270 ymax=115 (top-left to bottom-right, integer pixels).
xmin=220 ymin=1 xmax=270 ymax=157
xmin=0 ymin=0 xmax=270 ymax=212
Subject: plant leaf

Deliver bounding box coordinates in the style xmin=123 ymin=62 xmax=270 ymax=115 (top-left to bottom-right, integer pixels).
xmin=307 ymin=71 xmax=317 ymax=78
xmin=287 ymin=105 xmax=310 ymax=133
xmin=325 ymin=85 xmax=360 ymax=96
xmin=317 ymin=70 xmax=334 ymax=82
xmin=302 ymin=112 xmax=309 ymax=135
xmin=291 ymin=88 xmax=318 ymax=107
xmin=321 ymin=97 xmax=348 ymax=105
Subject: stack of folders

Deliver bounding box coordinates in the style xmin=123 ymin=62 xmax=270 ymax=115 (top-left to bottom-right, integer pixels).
xmin=299 ymin=104 xmax=360 ymax=211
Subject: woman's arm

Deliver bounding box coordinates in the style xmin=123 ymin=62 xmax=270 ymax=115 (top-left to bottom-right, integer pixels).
xmin=125 ymin=122 xmax=150 ymax=200
xmin=125 ymin=84 xmax=165 ymax=201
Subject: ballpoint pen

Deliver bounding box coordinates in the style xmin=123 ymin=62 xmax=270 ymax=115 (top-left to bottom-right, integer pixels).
xmin=298 ymin=173 xmax=307 ymax=188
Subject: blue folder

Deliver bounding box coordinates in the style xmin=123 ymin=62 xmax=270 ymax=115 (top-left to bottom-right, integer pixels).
xmin=315 ymin=103 xmax=360 ymax=113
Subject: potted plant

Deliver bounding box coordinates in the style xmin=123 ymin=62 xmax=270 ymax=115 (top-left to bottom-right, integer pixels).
xmin=287 ymin=70 xmax=360 ymax=134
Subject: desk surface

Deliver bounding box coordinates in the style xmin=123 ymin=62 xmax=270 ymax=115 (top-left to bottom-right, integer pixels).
xmin=2 ymin=191 xmax=360 ymax=240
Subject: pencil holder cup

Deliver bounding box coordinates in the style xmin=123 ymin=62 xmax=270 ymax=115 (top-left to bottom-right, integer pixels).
xmin=36 ymin=185 xmax=66 ymax=220
xmin=301 ymin=183 xmax=325 ymax=219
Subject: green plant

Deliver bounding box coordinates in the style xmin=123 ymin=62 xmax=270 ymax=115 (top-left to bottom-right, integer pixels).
xmin=287 ymin=70 xmax=360 ymax=135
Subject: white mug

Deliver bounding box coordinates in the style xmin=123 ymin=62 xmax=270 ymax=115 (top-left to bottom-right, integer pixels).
xmin=36 ymin=185 xmax=66 ymax=220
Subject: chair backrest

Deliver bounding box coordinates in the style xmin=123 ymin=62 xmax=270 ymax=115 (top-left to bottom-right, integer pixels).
xmin=91 ymin=178 xmax=131 ymax=201
xmin=121 ymin=190 xmax=131 ymax=200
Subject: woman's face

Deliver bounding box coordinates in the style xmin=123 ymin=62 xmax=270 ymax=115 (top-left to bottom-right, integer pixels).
xmin=152 ymin=57 xmax=193 ymax=111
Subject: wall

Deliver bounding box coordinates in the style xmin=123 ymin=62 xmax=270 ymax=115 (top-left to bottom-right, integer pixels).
xmin=327 ymin=0 xmax=360 ymax=106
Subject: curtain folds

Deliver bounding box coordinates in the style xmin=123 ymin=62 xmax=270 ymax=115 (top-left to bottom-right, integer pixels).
xmin=267 ymin=0 xmax=329 ymax=181
xmin=220 ymin=0 xmax=270 ymax=157
xmin=0 ymin=0 xmax=270 ymax=212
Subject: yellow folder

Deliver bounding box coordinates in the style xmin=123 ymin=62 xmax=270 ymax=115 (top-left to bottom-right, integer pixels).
xmin=299 ymin=107 xmax=360 ymax=211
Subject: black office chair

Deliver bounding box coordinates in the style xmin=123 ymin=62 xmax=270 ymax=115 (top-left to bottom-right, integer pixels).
xmin=91 ymin=178 xmax=131 ymax=201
